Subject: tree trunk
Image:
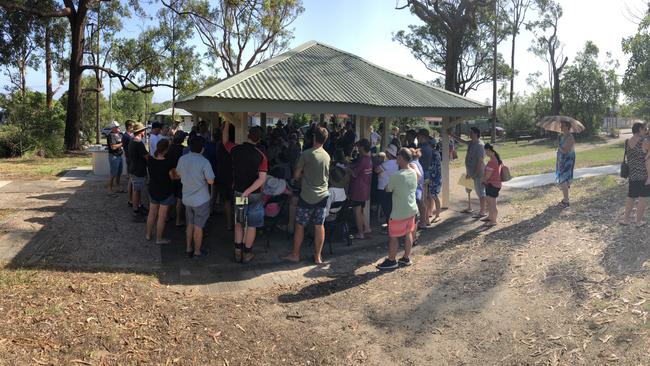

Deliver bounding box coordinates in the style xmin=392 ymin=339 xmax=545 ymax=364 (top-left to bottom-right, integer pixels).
xmin=45 ymin=22 xmax=53 ymax=110
xmin=445 ymin=34 xmax=460 ymax=93
xmin=509 ymin=32 xmax=516 ymax=103
xmin=552 ymin=71 xmax=562 ymax=115
xmin=64 ymin=12 xmax=85 ymax=151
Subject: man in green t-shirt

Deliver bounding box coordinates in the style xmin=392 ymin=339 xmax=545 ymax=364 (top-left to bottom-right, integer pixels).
xmin=377 ymin=148 xmax=419 ymax=270
xmin=285 ymin=127 xmax=331 ymax=264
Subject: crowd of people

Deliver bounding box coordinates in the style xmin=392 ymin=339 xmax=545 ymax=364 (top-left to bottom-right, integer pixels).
xmin=105 ymin=117 xmax=509 ymax=270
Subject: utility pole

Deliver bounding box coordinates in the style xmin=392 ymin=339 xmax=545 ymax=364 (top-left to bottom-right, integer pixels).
xmin=491 ymin=0 xmax=498 ymax=143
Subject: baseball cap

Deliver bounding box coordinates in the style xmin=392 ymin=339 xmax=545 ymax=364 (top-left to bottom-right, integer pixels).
xmin=110 ymin=121 xmax=120 ymax=128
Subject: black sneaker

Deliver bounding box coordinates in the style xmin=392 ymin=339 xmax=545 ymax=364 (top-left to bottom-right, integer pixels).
xmin=398 ymin=257 xmax=412 ymax=266
xmin=127 ymin=201 xmax=133 ymax=208
xmin=376 ymin=259 xmax=398 ymax=270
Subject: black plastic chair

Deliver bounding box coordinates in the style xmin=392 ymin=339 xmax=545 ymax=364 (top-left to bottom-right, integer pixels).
xmin=262 ymin=194 xmax=289 ymax=248
xmin=324 ymin=200 xmax=352 ymax=254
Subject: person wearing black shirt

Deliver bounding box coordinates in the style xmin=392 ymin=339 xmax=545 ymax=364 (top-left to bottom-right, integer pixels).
xmin=341 ymin=121 xmax=357 ymax=157
xmin=223 ymin=121 xmax=268 ymax=263
xmin=122 ymin=120 xmax=134 ymax=206
xmin=146 ymin=139 xmax=175 ymax=244
xmin=128 ymin=123 xmax=149 ymax=216
xmin=215 ymin=123 xmax=235 ymax=231
xmin=167 ymin=130 xmax=187 ymax=226
xmin=107 ymin=121 xmax=124 ymax=194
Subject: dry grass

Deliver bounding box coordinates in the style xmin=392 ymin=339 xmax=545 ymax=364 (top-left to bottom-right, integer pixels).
xmin=0 ymin=175 xmax=647 ymax=365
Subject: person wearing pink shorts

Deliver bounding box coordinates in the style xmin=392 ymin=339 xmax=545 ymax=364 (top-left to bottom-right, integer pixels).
xmin=377 ymin=148 xmax=419 ymax=270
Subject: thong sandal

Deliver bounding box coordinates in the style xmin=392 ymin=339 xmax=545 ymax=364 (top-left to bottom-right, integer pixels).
xmin=460 ymin=209 xmax=472 ymax=214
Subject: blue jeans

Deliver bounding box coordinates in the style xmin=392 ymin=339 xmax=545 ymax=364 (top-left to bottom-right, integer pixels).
xmin=108 ymin=154 xmax=123 ymax=177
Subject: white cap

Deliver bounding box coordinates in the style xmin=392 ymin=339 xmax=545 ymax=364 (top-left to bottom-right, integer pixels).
xmin=110 ymin=121 xmax=120 ymax=128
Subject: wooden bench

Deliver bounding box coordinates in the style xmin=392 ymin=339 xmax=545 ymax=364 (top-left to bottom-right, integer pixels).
xmin=515 ymin=130 xmax=533 ymax=144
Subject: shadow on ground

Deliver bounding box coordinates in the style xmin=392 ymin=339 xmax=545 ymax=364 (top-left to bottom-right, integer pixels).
xmin=0 ymin=178 xmax=479 ymax=290
xmin=365 ymin=176 xmax=649 ymax=346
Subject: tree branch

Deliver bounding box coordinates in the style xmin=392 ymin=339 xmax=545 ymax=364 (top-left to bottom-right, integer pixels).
xmin=81 ymin=64 xmax=174 ymax=92
xmin=0 ymin=0 xmax=72 ymax=17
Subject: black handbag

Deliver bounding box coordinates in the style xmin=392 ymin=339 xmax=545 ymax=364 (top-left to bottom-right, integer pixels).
xmin=620 ymin=139 xmax=629 ymax=179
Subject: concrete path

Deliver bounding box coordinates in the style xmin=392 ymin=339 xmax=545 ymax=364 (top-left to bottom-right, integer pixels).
xmin=504 ymin=164 xmax=619 ymax=189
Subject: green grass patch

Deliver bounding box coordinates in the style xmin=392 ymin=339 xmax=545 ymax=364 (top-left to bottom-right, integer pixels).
xmin=451 ymin=136 xmax=616 ymax=168
xmin=512 ymin=142 xmax=624 ymax=177
xmin=0 ymin=154 xmax=91 ymax=180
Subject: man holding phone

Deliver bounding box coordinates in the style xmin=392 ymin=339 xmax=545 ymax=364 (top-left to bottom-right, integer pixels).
xmin=223 ymin=121 xmax=268 ymax=263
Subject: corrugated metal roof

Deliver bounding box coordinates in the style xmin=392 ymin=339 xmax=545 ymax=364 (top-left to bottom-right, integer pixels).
xmin=154 ymin=107 xmax=193 ymax=116
xmin=179 ymin=41 xmax=487 ymax=111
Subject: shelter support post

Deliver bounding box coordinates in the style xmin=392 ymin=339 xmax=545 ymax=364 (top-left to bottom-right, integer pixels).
xmin=221 ymin=112 xmax=248 ymax=143
xmin=441 ymin=117 xmax=451 ymax=209
xmin=383 ymin=117 xmax=392 ymax=150
xmin=354 ymin=115 xmax=360 ymax=140
xmin=359 ymin=116 xmax=369 ymax=140
xmin=261 ymin=112 xmax=267 ymax=129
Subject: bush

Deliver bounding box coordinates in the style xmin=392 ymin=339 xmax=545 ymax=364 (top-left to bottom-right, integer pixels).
xmin=0 ymin=90 xmax=65 ymax=158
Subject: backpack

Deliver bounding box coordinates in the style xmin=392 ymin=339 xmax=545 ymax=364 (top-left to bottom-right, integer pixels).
xmin=500 ymin=164 xmax=512 ymax=182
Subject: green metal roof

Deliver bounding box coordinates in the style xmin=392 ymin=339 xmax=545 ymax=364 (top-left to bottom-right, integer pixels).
xmin=177 ymin=41 xmax=488 ymax=118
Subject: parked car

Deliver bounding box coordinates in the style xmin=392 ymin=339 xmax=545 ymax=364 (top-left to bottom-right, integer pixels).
xmin=100 ymin=127 xmax=112 ymax=137
xmin=100 ymin=126 xmax=124 ymax=137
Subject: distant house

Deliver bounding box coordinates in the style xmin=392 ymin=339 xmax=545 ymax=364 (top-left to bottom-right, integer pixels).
xmin=154 ymin=107 xmax=195 ymax=131
xmin=249 ymin=112 xmax=292 ymax=127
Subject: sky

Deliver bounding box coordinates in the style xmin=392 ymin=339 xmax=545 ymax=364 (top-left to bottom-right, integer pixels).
xmin=1 ymin=0 xmax=646 ymax=106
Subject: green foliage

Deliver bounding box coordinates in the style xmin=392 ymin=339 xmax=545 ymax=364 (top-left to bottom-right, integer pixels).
xmin=177 ymin=0 xmax=304 ymax=77
xmin=290 ymin=113 xmax=310 ymax=128
xmin=394 ymin=0 xmax=511 ymax=95
xmin=497 ymin=87 xmax=551 ymax=137
xmin=561 ymin=41 xmax=619 ymax=135
xmin=622 ymin=11 xmax=650 ymax=120
xmin=111 ymin=87 xmax=152 ymax=123
xmin=0 ymin=90 xmax=65 ymax=157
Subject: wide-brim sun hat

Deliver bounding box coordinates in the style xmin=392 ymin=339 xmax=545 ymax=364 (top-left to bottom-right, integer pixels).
xmin=133 ymin=122 xmax=147 ymax=133
xmin=385 ymin=144 xmax=398 ymax=158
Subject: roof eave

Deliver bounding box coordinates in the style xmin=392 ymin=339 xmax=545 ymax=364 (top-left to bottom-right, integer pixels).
xmin=176 ymin=97 xmax=488 ymax=118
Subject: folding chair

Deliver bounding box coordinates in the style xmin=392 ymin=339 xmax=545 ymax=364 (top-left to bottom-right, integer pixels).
xmin=324 ymin=200 xmax=352 ymax=254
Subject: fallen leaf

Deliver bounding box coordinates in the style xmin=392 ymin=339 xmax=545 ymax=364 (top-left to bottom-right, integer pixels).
xmin=599 ymin=335 xmax=612 ymax=343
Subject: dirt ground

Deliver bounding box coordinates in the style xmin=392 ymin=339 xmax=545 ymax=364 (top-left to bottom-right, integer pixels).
xmin=0 ymin=175 xmax=649 ymax=365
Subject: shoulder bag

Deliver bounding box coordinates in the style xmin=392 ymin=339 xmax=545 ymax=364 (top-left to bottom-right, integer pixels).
xmin=620 ymin=139 xmax=629 ymax=179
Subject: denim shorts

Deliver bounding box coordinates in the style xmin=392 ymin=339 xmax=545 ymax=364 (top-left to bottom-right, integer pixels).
xmin=108 ymin=154 xmax=123 ymax=177
xmin=130 ymin=175 xmax=146 ymax=192
xmin=150 ymin=194 xmax=175 ymax=206
xmin=234 ymin=192 xmax=264 ymax=228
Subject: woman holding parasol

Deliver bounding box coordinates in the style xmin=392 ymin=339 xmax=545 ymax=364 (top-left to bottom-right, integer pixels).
xmin=537 ymin=116 xmax=584 ymax=208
